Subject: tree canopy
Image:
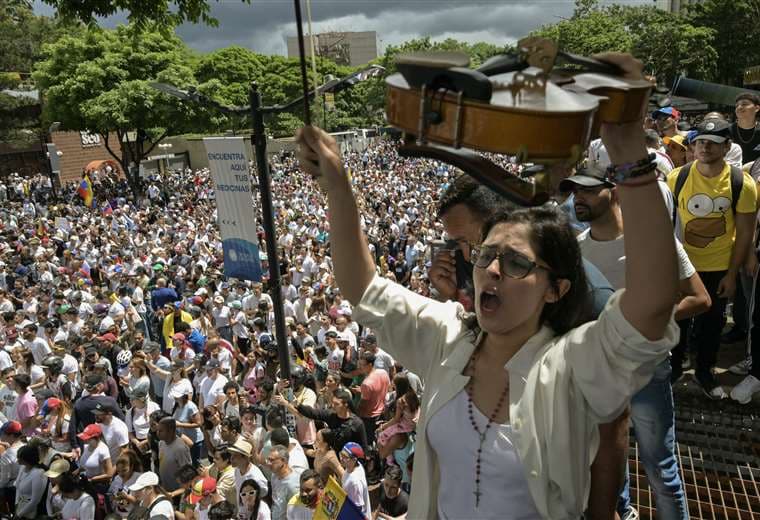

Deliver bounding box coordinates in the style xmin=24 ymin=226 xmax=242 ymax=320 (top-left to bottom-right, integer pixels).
xmin=532 ymin=0 xmax=717 ymax=87
xmin=32 ymin=24 xmax=213 ymax=190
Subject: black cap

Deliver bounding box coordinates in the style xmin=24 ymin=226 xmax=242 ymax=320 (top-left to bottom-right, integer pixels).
xmin=84 ymin=373 xmax=104 ymax=389
xmin=205 ymin=358 xmax=220 ymax=369
xmin=325 ymin=330 xmax=338 ymax=339
xmin=92 ymin=402 xmax=116 ymax=415
xmin=559 ymin=166 xmax=615 ymax=192
xmin=694 ymin=119 xmax=731 ymax=144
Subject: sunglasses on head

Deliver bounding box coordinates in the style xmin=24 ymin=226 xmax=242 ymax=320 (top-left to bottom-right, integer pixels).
xmin=240 ymin=491 xmax=257 ymax=497
xmin=471 ymin=245 xmax=550 ymax=279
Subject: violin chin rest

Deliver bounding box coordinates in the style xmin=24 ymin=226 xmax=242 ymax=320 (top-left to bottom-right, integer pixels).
xmin=398 ymin=142 xmax=548 ymax=208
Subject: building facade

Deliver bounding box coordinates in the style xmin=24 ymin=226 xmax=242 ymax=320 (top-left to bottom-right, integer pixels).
xmin=286 ymin=31 xmax=378 ymax=67
xmin=50 ymin=130 xmax=123 ymax=184
xmin=655 ymin=0 xmax=704 ymax=13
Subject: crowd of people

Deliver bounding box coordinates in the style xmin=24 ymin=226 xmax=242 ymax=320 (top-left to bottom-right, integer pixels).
xmin=0 ymin=53 xmax=759 ymax=520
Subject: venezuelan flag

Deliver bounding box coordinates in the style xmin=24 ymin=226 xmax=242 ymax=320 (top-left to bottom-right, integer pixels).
xmin=314 ymin=476 xmax=366 ymax=520
xmin=78 ymin=175 xmax=94 ymax=208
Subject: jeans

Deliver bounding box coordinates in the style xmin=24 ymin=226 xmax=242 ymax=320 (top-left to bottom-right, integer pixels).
xmin=618 ymin=360 xmax=689 ymax=520
xmin=692 ymin=270 xmax=728 ymax=376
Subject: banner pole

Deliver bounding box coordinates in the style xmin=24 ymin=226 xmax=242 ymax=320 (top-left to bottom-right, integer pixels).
xmin=250 ymin=82 xmax=291 ymax=380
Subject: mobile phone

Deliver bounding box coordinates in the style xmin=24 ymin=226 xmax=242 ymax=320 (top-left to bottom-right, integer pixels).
xmin=429 ymin=239 xmax=449 ymax=260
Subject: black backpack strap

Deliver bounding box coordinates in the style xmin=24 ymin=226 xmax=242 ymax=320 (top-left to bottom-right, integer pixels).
xmin=730 ymin=165 xmax=744 ymax=214
xmin=672 ymin=162 xmax=692 ymax=225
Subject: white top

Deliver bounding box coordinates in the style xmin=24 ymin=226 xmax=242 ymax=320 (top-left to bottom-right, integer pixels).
xmin=427 ymin=391 xmax=540 ymax=519
xmin=353 ymin=274 xmax=678 ymax=519
xmin=80 ymin=441 xmax=111 ymax=478
xmin=212 ymin=305 xmax=231 ymax=327
xmin=235 ymin=464 xmax=269 ymax=502
xmin=341 ymin=463 xmax=372 ymax=519
xmin=163 ymin=377 xmax=194 ymax=413
xmin=60 ymin=493 xmax=96 ymax=520
xmin=237 ymin=500 xmax=272 ymax=520
xmin=15 ymin=466 xmax=46 ymax=518
xmin=578 ymin=231 xmax=695 ymax=289
xmin=126 ymin=401 xmax=160 ymax=439
xmin=25 ymin=337 xmax=51 ymax=364
xmin=145 ymin=497 xmax=176 ymax=519
xmin=200 ymin=373 xmax=228 ymax=408
xmin=101 ymin=417 xmax=130 ymax=462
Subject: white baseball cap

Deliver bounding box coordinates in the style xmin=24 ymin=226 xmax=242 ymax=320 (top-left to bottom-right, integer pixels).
xmin=129 ymin=471 xmax=159 ymax=491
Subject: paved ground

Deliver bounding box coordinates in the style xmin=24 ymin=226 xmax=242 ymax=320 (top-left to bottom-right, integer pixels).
xmin=630 ymin=338 xmax=760 ymax=519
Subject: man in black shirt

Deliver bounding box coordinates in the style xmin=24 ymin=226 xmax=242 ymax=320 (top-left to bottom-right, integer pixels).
xmin=293 ymin=388 xmax=367 ymax=453
xmin=377 ymin=466 xmax=409 ymax=519
xmin=730 ymin=92 xmax=760 ymax=164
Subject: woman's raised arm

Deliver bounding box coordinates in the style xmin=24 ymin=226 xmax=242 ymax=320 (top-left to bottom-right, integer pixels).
xmin=295 ymin=127 xmax=375 ymax=304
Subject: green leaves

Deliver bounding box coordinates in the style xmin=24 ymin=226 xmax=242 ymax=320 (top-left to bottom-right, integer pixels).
xmin=41 ymin=0 xmax=250 ymax=31
xmin=532 ymin=4 xmax=719 ymax=86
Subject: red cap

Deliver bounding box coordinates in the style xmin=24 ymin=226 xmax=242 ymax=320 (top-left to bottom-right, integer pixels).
xmin=46 ymin=397 xmax=62 ymax=410
xmin=77 ymin=423 xmax=102 ymax=441
xmin=96 ymin=333 xmax=118 ymax=343
xmin=172 ymin=333 xmax=187 ymax=342
xmin=188 ymin=476 xmax=217 ymax=504
xmin=0 ymin=420 xmax=22 ymax=435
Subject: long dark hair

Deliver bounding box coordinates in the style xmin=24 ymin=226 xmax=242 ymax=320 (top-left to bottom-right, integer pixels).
xmin=239 ymin=478 xmax=263 ymax=520
xmin=480 ymin=205 xmax=591 ymax=335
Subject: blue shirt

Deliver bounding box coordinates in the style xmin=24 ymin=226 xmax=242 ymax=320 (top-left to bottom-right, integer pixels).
xmin=151 ymin=287 xmax=179 ymax=311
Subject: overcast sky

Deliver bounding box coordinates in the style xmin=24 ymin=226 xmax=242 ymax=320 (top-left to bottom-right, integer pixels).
xmin=35 ymin=0 xmax=653 ymax=56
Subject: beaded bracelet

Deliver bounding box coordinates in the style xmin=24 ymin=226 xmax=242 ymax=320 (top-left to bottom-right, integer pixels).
xmin=606 ymin=153 xmax=657 ymax=184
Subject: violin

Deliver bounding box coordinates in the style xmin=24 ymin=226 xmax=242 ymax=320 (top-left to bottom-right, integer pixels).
xmin=385 ymin=37 xmax=652 ymax=165
xmin=383 ymin=37 xmax=652 ymax=205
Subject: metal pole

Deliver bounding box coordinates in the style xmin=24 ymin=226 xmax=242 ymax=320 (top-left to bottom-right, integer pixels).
xmin=250 ymin=82 xmax=291 ymax=380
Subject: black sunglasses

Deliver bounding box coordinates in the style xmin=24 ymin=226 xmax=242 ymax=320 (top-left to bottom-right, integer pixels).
xmin=471 ymin=245 xmax=550 ymax=279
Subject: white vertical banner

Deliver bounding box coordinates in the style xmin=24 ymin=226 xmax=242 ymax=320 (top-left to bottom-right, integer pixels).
xmin=203 ymin=137 xmax=262 ymax=282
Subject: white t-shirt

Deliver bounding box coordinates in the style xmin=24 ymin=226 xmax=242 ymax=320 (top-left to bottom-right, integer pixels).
xmin=578 ymin=231 xmax=695 ymax=289
xmin=126 ymin=401 xmax=160 ymax=439
xmin=60 ymin=493 xmax=96 ymax=520
xmin=101 ymin=417 xmax=130 ymax=462
xmin=25 ymin=337 xmax=51 ymax=365
xmin=200 ymin=374 xmax=228 ymax=408
xmin=235 ymin=464 xmax=269 ymax=502
xmin=212 ymin=305 xmax=231 ymax=328
xmin=341 ymin=464 xmax=372 ymax=520
xmin=145 ymin=497 xmax=175 ymax=519
xmin=80 ymin=441 xmax=111 ymax=478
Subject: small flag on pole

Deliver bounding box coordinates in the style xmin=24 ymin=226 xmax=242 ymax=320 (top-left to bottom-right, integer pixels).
xmin=313 ymin=475 xmax=366 ymax=520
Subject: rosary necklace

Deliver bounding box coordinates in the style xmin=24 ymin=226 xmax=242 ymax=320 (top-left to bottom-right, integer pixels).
xmin=465 ymin=347 xmax=509 ymax=508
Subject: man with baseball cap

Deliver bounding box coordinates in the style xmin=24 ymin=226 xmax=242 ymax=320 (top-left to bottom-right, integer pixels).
xmin=667 ymin=117 xmax=759 ymax=399
xmin=93 ymin=401 xmax=130 ymax=462
xmin=339 ymin=441 xmax=371 ymax=519
xmin=69 ymin=374 xmax=125 ymax=447
xmin=199 ymin=358 xmax=228 ymax=410
xmin=0 ymin=420 xmax=23 ymax=510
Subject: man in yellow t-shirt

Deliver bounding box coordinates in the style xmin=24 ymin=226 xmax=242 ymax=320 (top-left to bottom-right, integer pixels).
xmin=667 ymin=118 xmax=758 ymax=399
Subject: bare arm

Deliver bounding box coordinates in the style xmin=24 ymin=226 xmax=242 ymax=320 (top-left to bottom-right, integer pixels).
xmin=598 ymin=54 xmax=679 ymax=340
xmin=296 ymin=128 xmax=376 ymax=304
xmin=674 ymin=273 xmax=711 ymax=321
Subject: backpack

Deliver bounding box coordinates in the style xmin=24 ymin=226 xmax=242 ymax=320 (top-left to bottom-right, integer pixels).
xmin=672 ymin=161 xmax=744 ymax=225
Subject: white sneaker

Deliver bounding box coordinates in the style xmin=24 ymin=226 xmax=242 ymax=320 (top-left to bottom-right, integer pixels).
xmin=730 ymin=374 xmax=760 ymax=404
xmin=622 ymin=507 xmax=640 ymax=520
xmin=729 ymin=357 xmax=752 ymax=375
